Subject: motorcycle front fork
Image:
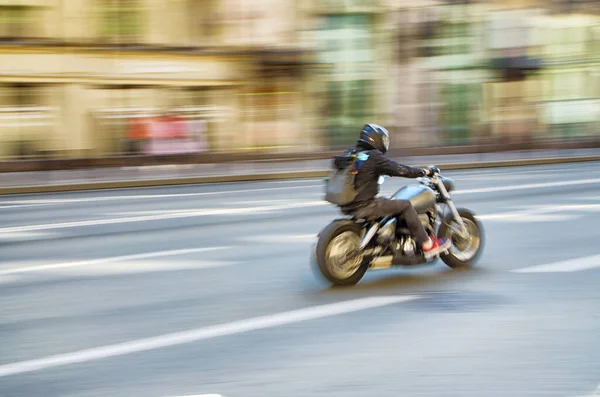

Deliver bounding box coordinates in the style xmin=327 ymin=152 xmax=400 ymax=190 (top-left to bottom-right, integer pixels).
xmin=436 ymin=201 xmax=468 ymax=240
xmin=435 ymin=179 xmax=468 ymax=238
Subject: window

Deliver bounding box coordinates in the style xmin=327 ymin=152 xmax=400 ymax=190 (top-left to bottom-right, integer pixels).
xmin=417 ymin=21 xmax=436 ymax=58
xmin=97 ymin=0 xmax=145 ymax=44
xmin=0 ymin=84 xmax=55 ymax=159
xmin=187 ymin=0 xmax=221 ymax=46
xmin=418 ymin=15 xmax=473 ymax=58
xmin=316 ymin=14 xmax=375 ymax=146
xmin=0 ymin=84 xmax=45 ymax=107
xmin=0 ymin=6 xmax=42 ymax=40
xmin=318 ymin=14 xmax=374 ymax=67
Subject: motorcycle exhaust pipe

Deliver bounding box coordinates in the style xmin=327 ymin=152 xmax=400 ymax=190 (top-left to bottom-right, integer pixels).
xmin=370 ymin=255 xmax=393 ymax=270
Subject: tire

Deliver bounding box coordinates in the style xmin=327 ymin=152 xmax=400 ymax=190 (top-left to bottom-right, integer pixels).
xmin=438 ymin=208 xmax=484 ymax=269
xmin=314 ymin=220 xmax=368 ymax=286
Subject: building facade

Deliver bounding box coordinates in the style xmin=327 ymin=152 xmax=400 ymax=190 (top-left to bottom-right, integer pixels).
xmin=385 ymin=0 xmax=599 ymax=146
xmin=0 ymin=0 xmax=319 ymax=159
xmin=0 ymin=0 xmax=597 ymax=159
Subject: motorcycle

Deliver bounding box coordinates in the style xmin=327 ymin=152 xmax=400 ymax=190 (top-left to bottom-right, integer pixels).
xmin=312 ymin=165 xmax=484 ymax=286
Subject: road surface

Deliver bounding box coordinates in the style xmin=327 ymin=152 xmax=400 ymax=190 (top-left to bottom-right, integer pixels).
xmin=1 ymin=162 xmax=600 ymax=397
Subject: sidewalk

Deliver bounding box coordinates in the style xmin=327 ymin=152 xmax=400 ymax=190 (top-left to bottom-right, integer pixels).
xmin=0 ymin=148 xmax=599 ymax=194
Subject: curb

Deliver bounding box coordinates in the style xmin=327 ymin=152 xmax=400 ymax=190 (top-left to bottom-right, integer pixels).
xmin=1 ymin=156 xmax=599 ymax=195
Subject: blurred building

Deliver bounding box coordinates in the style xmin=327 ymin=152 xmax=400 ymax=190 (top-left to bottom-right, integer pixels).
xmin=532 ymin=12 xmax=600 ymax=138
xmin=389 ymin=0 xmax=490 ymax=147
xmin=0 ymin=0 xmax=318 ymax=159
xmin=310 ymin=0 xmax=393 ymax=148
xmin=480 ymin=0 xmax=599 ymax=143
xmin=311 ymin=0 xmax=485 ymax=148
xmin=385 ymin=0 xmax=599 ymax=147
xmin=0 ymin=0 xmax=597 ymax=159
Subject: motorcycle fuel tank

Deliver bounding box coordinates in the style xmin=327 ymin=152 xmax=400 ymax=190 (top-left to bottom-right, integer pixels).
xmin=391 ymin=184 xmax=436 ymax=213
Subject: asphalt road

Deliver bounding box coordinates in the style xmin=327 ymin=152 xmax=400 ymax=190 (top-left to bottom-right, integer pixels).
xmin=1 ymin=162 xmax=600 ymax=397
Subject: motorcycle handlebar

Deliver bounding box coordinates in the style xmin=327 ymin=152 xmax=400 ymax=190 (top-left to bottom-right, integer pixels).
xmin=427 ymin=165 xmax=441 ymax=175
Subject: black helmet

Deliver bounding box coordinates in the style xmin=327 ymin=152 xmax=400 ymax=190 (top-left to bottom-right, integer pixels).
xmin=357 ymin=123 xmax=390 ymax=155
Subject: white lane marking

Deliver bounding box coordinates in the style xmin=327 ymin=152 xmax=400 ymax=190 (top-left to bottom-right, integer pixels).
xmin=379 ymin=178 xmax=600 ymax=198
xmin=239 ymin=234 xmax=317 ymax=243
xmin=453 ymin=178 xmax=600 ymax=195
xmin=512 ymin=254 xmax=600 ymax=273
xmin=460 ymin=173 xmax=576 ymax=182
xmin=456 ymin=168 xmax=581 ymax=177
xmin=0 ymin=295 xmax=420 ymax=378
xmin=115 ymin=203 xmax=600 ymax=221
xmin=477 ymin=204 xmax=600 ymax=221
xmin=0 ymin=176 xmax=324 ymax=199
xmin=526 ymin=204 xmax=600 ymax=212
xmin=4 ymin=199 xmax=600 ymax=235
xmin=0 ymin=275 xmax=22 ymax=284
xmin=0 ymin=246 xmax=231 ymax=276
xmin=40 ymin=260 xmax=236 ymax=277
xmin=574 ymin=196 xmax=600 ymax=201
xmin=228 ymin=199 xmax=294 ymax=205
xmin=0 ymin=203 xmax=53 ymax=209
xmin=2 ymin=174 xmax=599 ymax=209
xmin=268 ymin=178 xmax=322 ymax=184
xmin=451 ymin=164 xmax=590 ymax=174
xmin=165 ymin=395 xmax=226 ymax=397
xmin=477 ymin=211 xmax=580 ymax=222
xmin=481 ymin=213 xmax=579 ymax=223
xmin=0 ymin=231 xmax=60 ymax=241
xmin=3 ymin=178 xmax=599 ymax=233
xmin=107 ymin=200 xmax=301 ymax=216
xmin=0 ymin=201 xmax=330 ymax=234
xmin=0 ymin=184 xmax=322 ymax=207
xmin=106 ymin=209 xmax=227 ymax=216
xmin=453 ymin=166 xmax=595 ymax=181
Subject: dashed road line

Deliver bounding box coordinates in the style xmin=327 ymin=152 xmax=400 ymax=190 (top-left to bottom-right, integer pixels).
xmin=0 ymin=201 xmax=329 ymax=234
xmin=0 ymin=295 xmax=421 ymax=378
xmin=0 ymin=246 xmax=231 ymax=276
xmin=512 ymin=254 xmax=600 ymax=273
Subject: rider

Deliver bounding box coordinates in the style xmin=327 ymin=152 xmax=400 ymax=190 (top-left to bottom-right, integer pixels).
xmin=340 ymin=123 xmax=451 ymax=258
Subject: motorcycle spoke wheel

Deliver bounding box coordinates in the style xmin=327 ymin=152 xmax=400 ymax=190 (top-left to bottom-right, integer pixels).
xmin=448 ymin=218 xmax=480 ymax=262
xmin=325 ymin=231 xmax=363 ymax=280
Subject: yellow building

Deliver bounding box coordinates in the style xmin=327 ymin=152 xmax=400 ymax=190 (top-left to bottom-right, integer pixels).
xmin=532 ymin=13 xmax=600 ymax=137
xmin=0 ymin=0 xmax=319 ymax=159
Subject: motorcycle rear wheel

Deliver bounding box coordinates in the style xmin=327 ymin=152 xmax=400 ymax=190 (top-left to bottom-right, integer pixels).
xmin=315 ymin=221 xmax=367 ymax=286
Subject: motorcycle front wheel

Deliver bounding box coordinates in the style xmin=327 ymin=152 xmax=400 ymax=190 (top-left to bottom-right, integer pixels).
xmin=314 ymin=221 xmax=367 ymax=286
xmin=438 ymin=208 xmax=484 ymax=269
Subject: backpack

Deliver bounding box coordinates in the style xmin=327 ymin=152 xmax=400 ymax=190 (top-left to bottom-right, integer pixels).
xmin=324 ymin=149 xmax=369 ymax=206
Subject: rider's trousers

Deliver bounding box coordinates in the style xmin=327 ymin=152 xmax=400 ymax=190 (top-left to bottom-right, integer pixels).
xmin=352 ymin=198 xmax=430 ymax=245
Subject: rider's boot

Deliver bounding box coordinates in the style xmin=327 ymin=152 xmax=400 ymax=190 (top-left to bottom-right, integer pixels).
xmin=422 ymin=236 xmax=451 ymax=259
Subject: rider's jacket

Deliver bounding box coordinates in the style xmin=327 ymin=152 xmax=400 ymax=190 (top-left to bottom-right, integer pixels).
xmin=340 ymin=145 xmax=426 ymax=212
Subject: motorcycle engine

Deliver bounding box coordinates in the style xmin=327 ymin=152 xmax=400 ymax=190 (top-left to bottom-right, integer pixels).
xmin=376 ymin=218 xmax=396 ymax=244
xmin=400 ymin=237 xmax=417 ymax=257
